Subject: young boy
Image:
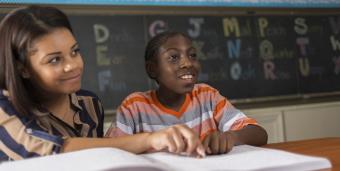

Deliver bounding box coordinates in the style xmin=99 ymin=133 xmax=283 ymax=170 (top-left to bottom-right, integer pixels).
xmin=106 ymin=31 xmax=268 ymax=155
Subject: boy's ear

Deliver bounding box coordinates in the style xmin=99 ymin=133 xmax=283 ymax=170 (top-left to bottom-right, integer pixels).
xmin=16 ymin=62 xmax=31 ymax=79
xmin=145 ymin=61 xmax=157 ymax=79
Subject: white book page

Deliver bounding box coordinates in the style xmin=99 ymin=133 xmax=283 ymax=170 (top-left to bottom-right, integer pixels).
xmin=142 ymin=145 xmax=332 ymax=171
xmin=0 ymin=147 xmax=167 ymax=171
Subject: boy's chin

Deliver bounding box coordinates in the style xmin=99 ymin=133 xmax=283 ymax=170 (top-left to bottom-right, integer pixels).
xmin=181 ymin=83 xmax=196 ymax=93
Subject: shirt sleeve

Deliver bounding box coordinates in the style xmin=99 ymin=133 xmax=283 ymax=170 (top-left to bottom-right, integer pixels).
xmin=94 ymin=98 xmax=105 ymax=138
xmin=0 ymin=104 xmax=63 ymax=161
xmin=212 ymin=91 xmax=258 ymax=132
xmin=105 ymin=100 xmax=136 ymax=137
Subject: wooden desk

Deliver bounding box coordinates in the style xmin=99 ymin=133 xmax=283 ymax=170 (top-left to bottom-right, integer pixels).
xmin=264 ymin=137 xmax=340 ymax=171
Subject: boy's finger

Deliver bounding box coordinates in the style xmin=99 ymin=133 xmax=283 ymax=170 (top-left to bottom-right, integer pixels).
xmin=219 ymin=134 xmax=227 ymax=154
xmin=226 ymin=137 xmax=234 ymax=153
xmin=211 ymin=134 xmax=219 ymax=154
xmin=202 ymin=135 xmax=212 ymax=154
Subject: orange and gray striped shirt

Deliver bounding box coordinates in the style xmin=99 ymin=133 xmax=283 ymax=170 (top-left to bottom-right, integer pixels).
xmin=0 ymin=89 xmax=104 ymax=161
xmin=106 ymin=83 xmax=257 ymax=139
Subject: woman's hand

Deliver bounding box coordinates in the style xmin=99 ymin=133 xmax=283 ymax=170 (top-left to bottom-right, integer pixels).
xmin=147 ymin=124 xmax=205 ymax=157
xmin=202 ymin=130 xmax=236 ymax=155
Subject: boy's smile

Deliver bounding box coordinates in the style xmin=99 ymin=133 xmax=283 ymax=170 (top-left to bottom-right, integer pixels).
xmin=178 ymin=69 xmax=197 ymax=85
xmin=154 ymin=35 xmax=201 ymax=96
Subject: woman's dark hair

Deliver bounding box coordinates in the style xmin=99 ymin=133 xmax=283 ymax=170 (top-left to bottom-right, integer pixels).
xmin=144 ymin=31 xmax=191 ymax=79
xmin=0 ymin=5 xmax=73 ymax=117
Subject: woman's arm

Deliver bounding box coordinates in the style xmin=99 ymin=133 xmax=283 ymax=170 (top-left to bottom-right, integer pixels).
xmin=63 ymin=124 xmax=206 ymax=156
xmin=62 ymin=133 xmax=152 ymax=154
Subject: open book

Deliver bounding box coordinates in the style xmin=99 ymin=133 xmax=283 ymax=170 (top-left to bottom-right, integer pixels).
xmin=0 ymin=145 xmax=331 ymax=171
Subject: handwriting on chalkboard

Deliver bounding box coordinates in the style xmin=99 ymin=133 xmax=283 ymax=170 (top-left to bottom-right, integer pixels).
xmin=65 ymin=13 xmax=340 ymax=110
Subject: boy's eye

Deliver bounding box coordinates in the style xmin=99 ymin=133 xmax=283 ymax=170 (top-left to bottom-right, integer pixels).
xmin=189 ymin=52 xmax=197 ymax=59
xmin=168 ymin=54 xmax=180 ymax=62
xmin=71 ymin=48 xmax=80 ymax=57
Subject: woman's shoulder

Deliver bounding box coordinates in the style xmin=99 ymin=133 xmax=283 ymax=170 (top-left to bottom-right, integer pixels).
xmin=0 ymin=90 xmax=22 ymax=117
xmin=75 ymin=89 xmax=100 ymax=100
xmin=0 ymin=90 xmax=12 ymax=107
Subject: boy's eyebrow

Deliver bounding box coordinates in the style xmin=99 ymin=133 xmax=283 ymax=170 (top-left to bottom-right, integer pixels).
xmin=188 ymin=46 xmax=196 ymax=51
xmin=160 ymin=46 xmax=196 ymax=54
xmin=159 ymin=47 xmax=178 ymax=55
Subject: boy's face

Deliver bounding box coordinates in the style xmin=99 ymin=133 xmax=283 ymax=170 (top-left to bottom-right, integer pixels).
xmin=24 ymin=28 xmax=84 ymax=96
xmin=153 ymin=35 xmax=201 ymax=95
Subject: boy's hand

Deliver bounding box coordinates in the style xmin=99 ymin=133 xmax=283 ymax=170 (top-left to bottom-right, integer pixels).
xmin=147 ymin=124 xmax=205 ymax=157
xmin=202 ymin=130 xmax=236 ymax=155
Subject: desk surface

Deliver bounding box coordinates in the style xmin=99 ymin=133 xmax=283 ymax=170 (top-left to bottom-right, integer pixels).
xmin=264 ymin=137 xmax=340 ymax=171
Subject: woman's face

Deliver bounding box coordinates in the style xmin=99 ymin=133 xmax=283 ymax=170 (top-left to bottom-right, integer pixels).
xmin=25 ymin=28 xmax=83 ymax=96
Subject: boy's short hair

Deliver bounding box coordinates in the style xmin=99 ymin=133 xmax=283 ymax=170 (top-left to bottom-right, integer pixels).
xmin=144 ymin=31 xmax=192 ymax=80
xmin=144 ymin=31 xmax=191 ymax=63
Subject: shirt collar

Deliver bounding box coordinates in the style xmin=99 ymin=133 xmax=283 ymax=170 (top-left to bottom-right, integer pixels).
xmin=70 ymin=93 xmax=82 ymax=111
xmin=33 ymin=93 xmax=83 ymax=116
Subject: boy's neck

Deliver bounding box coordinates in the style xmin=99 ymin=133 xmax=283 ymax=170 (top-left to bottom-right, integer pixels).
xmin=156 ymin=88 xmax=186 ymax=112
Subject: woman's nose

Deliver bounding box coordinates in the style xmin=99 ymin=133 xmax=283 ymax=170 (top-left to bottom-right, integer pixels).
xmin=63 ymin=63 xmax=73 ymax=72
xmin=63 ymin=57 xmax=77 ymax=72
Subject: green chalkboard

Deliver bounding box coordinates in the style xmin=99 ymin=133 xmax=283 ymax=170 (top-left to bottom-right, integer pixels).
xmin=1 ymin=11 xmax=340 ymax=110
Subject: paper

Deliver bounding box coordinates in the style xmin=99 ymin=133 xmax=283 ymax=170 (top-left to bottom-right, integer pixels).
xmin=143 ymin=145 xmax=332 ymax=171
xmin=0 ymin=145 xmax=331 ymax=171
xmin=0 ymin=148 xmax=166 ymax=171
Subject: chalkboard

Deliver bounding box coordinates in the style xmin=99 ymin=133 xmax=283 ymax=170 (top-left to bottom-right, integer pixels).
xmin=1 ymin=11 xmax=340 ymax=110
xmin=69 ymin=15 xmax=149 ymax=109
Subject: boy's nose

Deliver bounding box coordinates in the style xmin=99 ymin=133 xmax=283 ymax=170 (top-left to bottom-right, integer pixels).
xmin=179 ymin=56 xmax=193 ymax=68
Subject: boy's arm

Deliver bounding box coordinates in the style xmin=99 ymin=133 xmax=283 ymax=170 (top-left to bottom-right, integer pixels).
xmin=228 ymin=124 xmax=268 ymax=146
xmin=202 ymin=89 xmax=268 ymax=154
xmin=202 ymin=125 xmax=267 ymax=155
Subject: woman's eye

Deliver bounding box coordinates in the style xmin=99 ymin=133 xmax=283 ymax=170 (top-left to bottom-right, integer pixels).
xmin=49 ymin=57 xmax=61 ymax=64
xmin=71 ymin=48 xmax=80 ymax=57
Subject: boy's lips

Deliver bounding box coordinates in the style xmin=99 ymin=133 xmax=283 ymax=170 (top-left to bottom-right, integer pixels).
xmin=178 ymin=73 xmax=197 ymax=84
xmin=180 ymin=74 xmax=194 ymax=80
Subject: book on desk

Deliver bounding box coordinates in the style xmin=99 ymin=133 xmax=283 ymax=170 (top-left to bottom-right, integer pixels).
xmin=0 ymin=145 xmax=331 ymax=171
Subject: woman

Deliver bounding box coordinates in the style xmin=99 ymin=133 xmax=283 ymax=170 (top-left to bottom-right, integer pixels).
xmin=0 ymin=5 xmax=204 ymax=161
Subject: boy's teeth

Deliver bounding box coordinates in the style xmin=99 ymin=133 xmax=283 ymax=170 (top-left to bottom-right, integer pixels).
xmin=181 ymin=75 xmax=193 ymax=79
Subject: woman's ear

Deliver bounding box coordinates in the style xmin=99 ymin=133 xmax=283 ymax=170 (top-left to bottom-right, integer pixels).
xmin=17 ymin=62 xmax=30 ymax=79
xmin=145 ymin=61 xmax=157 ymax=79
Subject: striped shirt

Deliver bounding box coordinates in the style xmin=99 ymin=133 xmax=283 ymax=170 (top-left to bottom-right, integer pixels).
xmin=106 ymin=83 xmax=257 ymax=139
xmin=0 ymin=89 xmax=104 ymax=161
